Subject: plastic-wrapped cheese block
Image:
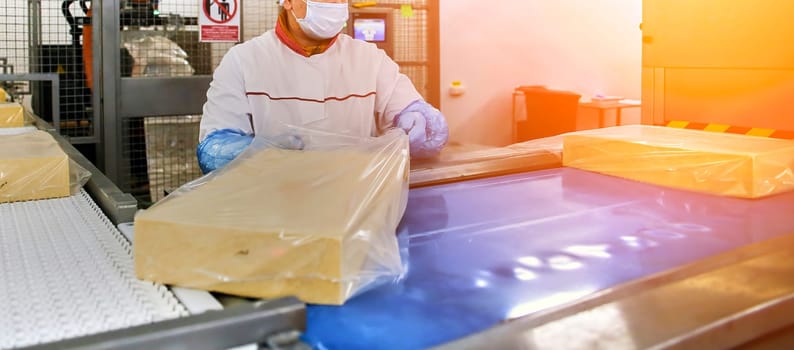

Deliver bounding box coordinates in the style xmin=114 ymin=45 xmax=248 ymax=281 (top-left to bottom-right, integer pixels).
xmin=562 ymin=125 xmax=794 ymax=198
xmin=0 ymin=131 xmax=71 ymax=203
xmin=135 ymin=131 xmax=409 ymax=305
xmin=0 ymin=103 xmax=24 ymax=128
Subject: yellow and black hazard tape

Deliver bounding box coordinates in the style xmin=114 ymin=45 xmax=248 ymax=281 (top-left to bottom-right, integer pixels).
xmin=666 ymin=121 xmax=794 ymax=139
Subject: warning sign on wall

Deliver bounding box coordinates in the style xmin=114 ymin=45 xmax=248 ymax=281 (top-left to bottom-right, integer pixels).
xmin=199 ymin=0 xmax=240 ymax=42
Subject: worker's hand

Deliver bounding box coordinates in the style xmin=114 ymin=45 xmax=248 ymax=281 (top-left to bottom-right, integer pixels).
xmin=394 ymin=100 xmax=449 ymax=158
xmin=269 ymin=133 xmax=305 ymax=151
xmin=197 ymin=128 xmax=254 ymax=174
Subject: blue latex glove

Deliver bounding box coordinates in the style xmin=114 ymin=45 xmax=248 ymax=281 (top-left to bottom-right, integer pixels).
xmin=197 ymin=129 xmax=254 ymax=174
xmin=394 ymin=100 xmax=449 ymax=158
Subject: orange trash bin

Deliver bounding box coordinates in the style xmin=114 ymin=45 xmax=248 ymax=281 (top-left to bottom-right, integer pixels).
xmin=514 ymin=86 xmax=581 ymax=142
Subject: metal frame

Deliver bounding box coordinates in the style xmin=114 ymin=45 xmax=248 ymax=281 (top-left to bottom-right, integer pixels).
xmin=18 ymin=298 xmax=307 ymax=350
xmin=349 ymin=1 xmax=441 ymax=108
xmin=119 ymin=76 xmax=211 ymax=118
xmin=0 ymin=73 xmax=60 ymax=133
xmin=28 ymin=0 xmax=42 ymax=74
xmin=96 ymin=0 xmax=212 ymax=186
xmin=99 ymin=0 xmax=122 ymax=184
xmin=23 ymin=0 xmax=102 ymax=145
xmin=93 ymin=0 xmax=106 ymax=169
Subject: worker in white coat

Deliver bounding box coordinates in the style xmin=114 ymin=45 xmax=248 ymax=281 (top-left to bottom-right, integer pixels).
xmin=197 ymin=0 xmax=449 ymax=173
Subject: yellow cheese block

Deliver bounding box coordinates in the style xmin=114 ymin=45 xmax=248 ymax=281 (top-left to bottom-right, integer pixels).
xmin=0 ymin=131 xmax=71 ymax=203
xmin=135 ymin=143 xmax=409 ymax=305
xmin=0 ymin=103 xmax=25 ymax=128
xmin=562 ymin=125 xmax=794 ymax=198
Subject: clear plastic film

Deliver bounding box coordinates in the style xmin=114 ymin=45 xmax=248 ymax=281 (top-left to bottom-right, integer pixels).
xmin=122 ymin=32 xmax=195 ymax=77
xmin=561 ymin=125 xmax=794 ymax=198
xmin=68 ymin=158 xmax=91 ymax=196
xmin=134 ymin=127 xmax=411 ymax=305
xmin=0 ymin=102 xmax=26 ymax=128
xmin=0 ymin=130 xmax=90 ymax=203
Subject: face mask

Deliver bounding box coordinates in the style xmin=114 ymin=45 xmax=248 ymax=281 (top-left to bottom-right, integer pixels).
xmin=292 ymin=0 xmax=349 ymax=40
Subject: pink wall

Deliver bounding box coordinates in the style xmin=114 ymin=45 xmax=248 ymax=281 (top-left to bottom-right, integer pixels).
xmin=439 ymin=1 xmax=643 ymax=146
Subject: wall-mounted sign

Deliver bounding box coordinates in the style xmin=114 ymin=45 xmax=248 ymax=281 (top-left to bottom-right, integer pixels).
xmin=199 ymin=0 xmax=240 ymax=42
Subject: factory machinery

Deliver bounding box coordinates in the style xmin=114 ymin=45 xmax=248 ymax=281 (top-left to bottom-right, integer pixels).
xmin=3 ymin=108 xmax=794 ymax=349
xmin=3 ymin=0 xmax=794 ymax=349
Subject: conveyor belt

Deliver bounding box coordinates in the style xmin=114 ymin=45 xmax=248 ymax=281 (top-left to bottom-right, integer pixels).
xmin=303 ymin=168 xmax=794 ymax=349
xmin=0 ymin=191 xmax=188 ymax=349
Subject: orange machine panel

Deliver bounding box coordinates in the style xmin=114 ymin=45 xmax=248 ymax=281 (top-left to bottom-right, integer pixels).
xmin=642 ymin=0 xmax=794 ymax=69
xmin=642 ymin=0 xmax=794 ymax=131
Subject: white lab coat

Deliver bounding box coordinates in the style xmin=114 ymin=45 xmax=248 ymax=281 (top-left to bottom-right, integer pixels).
xmin=199 ymin=30 xmax=422 ymax=142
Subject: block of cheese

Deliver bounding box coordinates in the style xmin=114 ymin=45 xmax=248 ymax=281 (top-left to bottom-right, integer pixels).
xmin=0 ymin=102 xmax=24 ymax=128
xmin=135 ymin=137 xmax=409 ymax=305
xmin=563 ymin=125 xmax=794 ymax=198
xmin=0 ymin=131 xmax=71 ymax=203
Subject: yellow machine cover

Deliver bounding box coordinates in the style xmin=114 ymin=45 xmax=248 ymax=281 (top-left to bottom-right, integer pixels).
xmin=134 ymin=130 xmax=410 ymax=305
xmin=563 ymin=125 xmax=794 ymax=198
xmin=0 ymin=130 xmax=71 ymax=203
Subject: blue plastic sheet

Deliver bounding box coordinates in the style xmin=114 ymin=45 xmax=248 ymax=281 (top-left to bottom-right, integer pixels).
xmin=302 ymin=168 xmax=794 ymax=350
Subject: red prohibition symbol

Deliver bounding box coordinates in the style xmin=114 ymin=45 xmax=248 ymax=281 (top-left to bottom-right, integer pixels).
xmin=203 ymin=0 xmax=238 ymax=24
